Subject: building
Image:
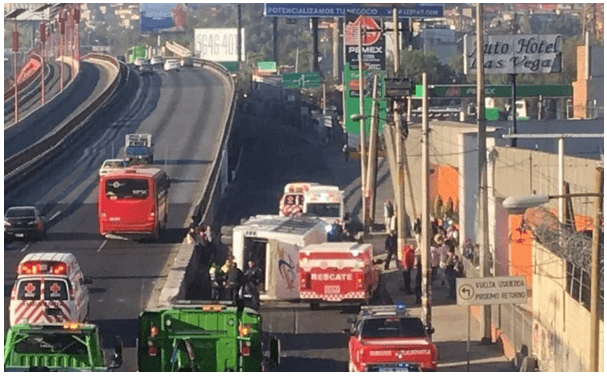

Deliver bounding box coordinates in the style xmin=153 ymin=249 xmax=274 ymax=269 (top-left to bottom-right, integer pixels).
xmin=413 ymin=26 xmax=457 ymax=64
xmin=572 ymin=43 xmax=604 ymax=119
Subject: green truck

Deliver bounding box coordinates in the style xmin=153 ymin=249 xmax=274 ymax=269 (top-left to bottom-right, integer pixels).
xmin=138 ymin=301 xmax=280 ymax=372
xmin=4 ymin=323 xmax=123 ymax=372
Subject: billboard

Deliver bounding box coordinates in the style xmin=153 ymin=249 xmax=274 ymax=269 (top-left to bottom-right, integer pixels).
xmin=344 ymin=13 xmax=386 ymax=71
xmin=264 ymin=4 xmax=444 ymax=18
xmin=194 ymin=28 xmax=246 ymax=62
xmin=140 ymin=3 xmax=187 ymax=32
xmin=465 ymin=34 xmax=562 ymax=74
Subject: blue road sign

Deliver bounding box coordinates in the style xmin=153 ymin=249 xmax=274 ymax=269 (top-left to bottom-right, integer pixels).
xmin=264 ymin=3 xmax=444 ymax=18
xmin=140 ymin=3 xmax=177 ymax=32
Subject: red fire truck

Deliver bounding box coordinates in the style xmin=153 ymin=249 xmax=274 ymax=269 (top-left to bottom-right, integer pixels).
xmin=345 ymin=304 xmax=437 ymax=372
xmin=298 ymin=242 xmax=380 ymax=309
xmin=98 ymin=167 xmax=170 ymax=240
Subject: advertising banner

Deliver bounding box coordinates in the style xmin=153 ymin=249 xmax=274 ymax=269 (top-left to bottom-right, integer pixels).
xmin=141 ymin=3 xmax=187 ymax=32
xmin=194 ymin=28 xmax=246 ymax=62
xmin=264 ymin=3 xmax=444 ymax=18
xmin=344 ymin=13 xmax=385 ymax=71
xmin=465 ymin=34 xmax=562 ymax=74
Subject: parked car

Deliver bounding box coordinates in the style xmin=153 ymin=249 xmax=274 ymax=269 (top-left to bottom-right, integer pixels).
xmin=150 ymin=56 xmax=163 ymax=66
xmin=4 ymin=206 xmax=47 ymax=242
xmin=164 ymin=59 xmax=180 ymax=72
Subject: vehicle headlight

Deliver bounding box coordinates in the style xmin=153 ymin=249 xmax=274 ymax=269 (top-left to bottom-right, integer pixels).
xmin=325 ymin=224 xmax=333 ymax=233
xmin=27 ymin=221 xmax=35 ymax=225
xmin=4 ymin=220 xmax=10 ymax=227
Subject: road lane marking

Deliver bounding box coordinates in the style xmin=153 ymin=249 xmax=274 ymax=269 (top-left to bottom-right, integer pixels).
xmin=48 ymin=211 xmax=62 ymax=222
xmin=20 ymin=242 xmax=32 ymax=252
xmin=96 ymin=239 xmax=108 ymax=253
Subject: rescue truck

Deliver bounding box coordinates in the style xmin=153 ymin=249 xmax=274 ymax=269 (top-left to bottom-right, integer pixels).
xmin=303 ymin=185 xmax=345 ymax=224
xmin=4 ymin=322 xmax=123 ymax=371
xmin=137 ymin=301 xmax=280 ymax=372
xmin=225 ymin=215 xmax=327 ymax=301
xmin=299 ymin=242 xmax=380 ymax=309
xmin=278 ymin=182 xmax=318 ymax=217
xmin=9 ymin=253 xmax=92 ymax=326
xmin=345 ymin=304 xmax=437 ymax=372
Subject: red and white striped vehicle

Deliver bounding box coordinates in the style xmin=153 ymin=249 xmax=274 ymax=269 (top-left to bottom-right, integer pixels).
xmin=299 ymin=242 xmax=380 ymax=309
xmin=9 ymin=253 xmax=91 ymax=326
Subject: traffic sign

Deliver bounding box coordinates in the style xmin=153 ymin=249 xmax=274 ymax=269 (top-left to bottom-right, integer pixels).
xmin=283 ymin=72 xmax=322 ymax=88
xmin=456 ymin=276 xmax=528 ymax=306
xmin=413 ymin=84 xmax=572 ymax=98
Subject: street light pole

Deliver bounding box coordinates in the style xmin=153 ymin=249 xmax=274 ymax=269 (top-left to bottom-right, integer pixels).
xmin=421 ymin=72 xmax=432 ymax=335
xmin=358 ymin=23 xmax=368 ymax=234
xmin=13 ymin=19 xmax=20 ymax=123
xmin=476 ymin=2 xmax=492 ymax=343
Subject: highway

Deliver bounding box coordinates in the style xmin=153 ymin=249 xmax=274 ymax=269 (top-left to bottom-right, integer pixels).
xmin=4 ymin=64 xmax=232 ymax=371
xmin=4 ymin=61 xmax=72 ymax=126
xmin=4 ymin=59 xmax=111 ymax=160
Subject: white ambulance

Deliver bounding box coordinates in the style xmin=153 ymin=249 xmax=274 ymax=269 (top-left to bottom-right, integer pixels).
xmin=9 ymin=253 xmax=92 ymax=326
xmin=303 ymin=185 xmax=345 ymax=224
xmin=278 ymin=182 xmax=318 ymax=217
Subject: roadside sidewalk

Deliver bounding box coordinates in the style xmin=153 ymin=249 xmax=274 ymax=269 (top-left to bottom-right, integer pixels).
xmin=380 ymin=269 xmax=515 ymax=372
xmin=277 ymin=121 xmax=514 ymax=372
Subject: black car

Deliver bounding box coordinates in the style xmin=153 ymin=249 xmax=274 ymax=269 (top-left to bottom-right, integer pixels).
xmin=4 ymin=206 xmax=46 ymax=242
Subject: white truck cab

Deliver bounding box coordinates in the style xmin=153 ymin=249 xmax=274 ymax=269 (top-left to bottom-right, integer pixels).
xmin=9 ymin=253 xmax=91 ymax=326
xmin=303 ymin=185 xmax=345 ymax=224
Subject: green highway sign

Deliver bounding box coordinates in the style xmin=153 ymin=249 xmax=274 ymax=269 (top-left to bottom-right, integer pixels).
xmin=257 ymin=61 xmax=277 ymax=72
xmin=283 ymin=72 xmax=322 ymax=88
xmin=413 ymin=84 xmax=572 ymax=98
xmin=220 ymin=61 xmax=240 ymax=72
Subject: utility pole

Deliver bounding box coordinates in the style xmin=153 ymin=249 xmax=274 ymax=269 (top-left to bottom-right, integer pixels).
xmin=393 ymin=5 xmax=407 ymax=259
xmin=311 ymin=17 xmax=319 ymax=73
xmin=421 ymin=72 xmax=432 ymax=335
xmin=333 ymin=16 xmax=340 ymax=80
xmin=13 ymin=18 xmax=19 ymax=123
xmin=357 ymin=24 xmax=368 ymax=232
xmin=366 ymin=75 xmax=380 ymax=229
xmin=590 ymin=166 xmax=604 ymax=372
xmin=272 ymin=17 xmax=278 ymax=65
xmin=236 ymin=4 xmax=242 ymax=64
xmin=476 ymin=3 xmax=492 ymax=343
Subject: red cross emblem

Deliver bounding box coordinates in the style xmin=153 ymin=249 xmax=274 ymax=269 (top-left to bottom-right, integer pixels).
xmin=49 ymin=283 xmax=61 ymax=295
xmin=24 ymin=282 xmax=36 ymax=294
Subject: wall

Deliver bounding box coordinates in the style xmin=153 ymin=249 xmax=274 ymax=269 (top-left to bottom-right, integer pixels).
xmin=532 ymin=242 xmax=604 ymax=372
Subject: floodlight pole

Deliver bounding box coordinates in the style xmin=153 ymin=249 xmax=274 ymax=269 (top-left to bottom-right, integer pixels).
xmin=358 ymin=23 xmax=368 ymax=234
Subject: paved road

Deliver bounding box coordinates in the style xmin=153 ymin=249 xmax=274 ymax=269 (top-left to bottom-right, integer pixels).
xmin=4 ymin=65 xmax=232 ymax=371
xmin=4 ymin=61 xmax=72 ymax=126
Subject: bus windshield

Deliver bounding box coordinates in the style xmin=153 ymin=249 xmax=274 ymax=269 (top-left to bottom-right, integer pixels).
xmin=105 ymin=179 xmax=149 ymax=199
xmin=306 ymin=203 xmax=341 ymax=218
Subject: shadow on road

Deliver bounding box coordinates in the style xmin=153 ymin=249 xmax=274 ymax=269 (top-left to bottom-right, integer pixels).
xmin=276 ymin=356 xmax=348 ymax=372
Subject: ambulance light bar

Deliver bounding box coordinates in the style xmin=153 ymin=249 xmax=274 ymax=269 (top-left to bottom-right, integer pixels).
xmin=19 ymin=261 xmax=68 ymax=275
xmin=201 ymin=304 xmax=225 ymax=312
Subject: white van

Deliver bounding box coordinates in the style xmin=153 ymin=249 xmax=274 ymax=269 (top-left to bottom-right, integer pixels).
xmin=9 ymin=253 xmax=91 ymax=326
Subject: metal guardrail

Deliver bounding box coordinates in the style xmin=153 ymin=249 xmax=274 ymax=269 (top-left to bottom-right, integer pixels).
xmin=190 ymin=58 xmax=236 ymax=226
xmin=4 ymin=54 xmax=123 ymax=189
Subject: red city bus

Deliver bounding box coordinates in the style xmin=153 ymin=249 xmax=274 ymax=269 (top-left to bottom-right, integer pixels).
xmin=98 ymin=168 xmax=169 ymax=240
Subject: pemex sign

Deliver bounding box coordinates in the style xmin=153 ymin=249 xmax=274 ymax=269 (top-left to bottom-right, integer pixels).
xmin=344 ymin=13 xmax=385 ymax=71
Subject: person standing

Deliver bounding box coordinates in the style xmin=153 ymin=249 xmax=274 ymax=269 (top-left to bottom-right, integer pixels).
xmin=402 ymin=245 xmax=415 ymax=295
xmin=384 ymin=200 xmax=394 ymax=234
xmin=384 ymin=231 xmax=398 ymax=270
xmin=414 ymin=256 xmax=423 ymax=304
xmin=209 ymin=263 xmax=222 ymax=301
xmin=445 ymin=246 xmax=460 ymax=300
xmin=430 ymin=242 xmax=439 ymax=284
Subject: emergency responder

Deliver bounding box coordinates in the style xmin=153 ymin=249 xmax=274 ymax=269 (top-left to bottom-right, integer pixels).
xmin=244 ymin=260 xmax=263 ymax=289
xmin=209 ymin=263 xmax=222 ymax=301
xmin=384 ymin=231 xmax=398 ymax=270
xmin=225 ymin=261 xmax=243 ymax=303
